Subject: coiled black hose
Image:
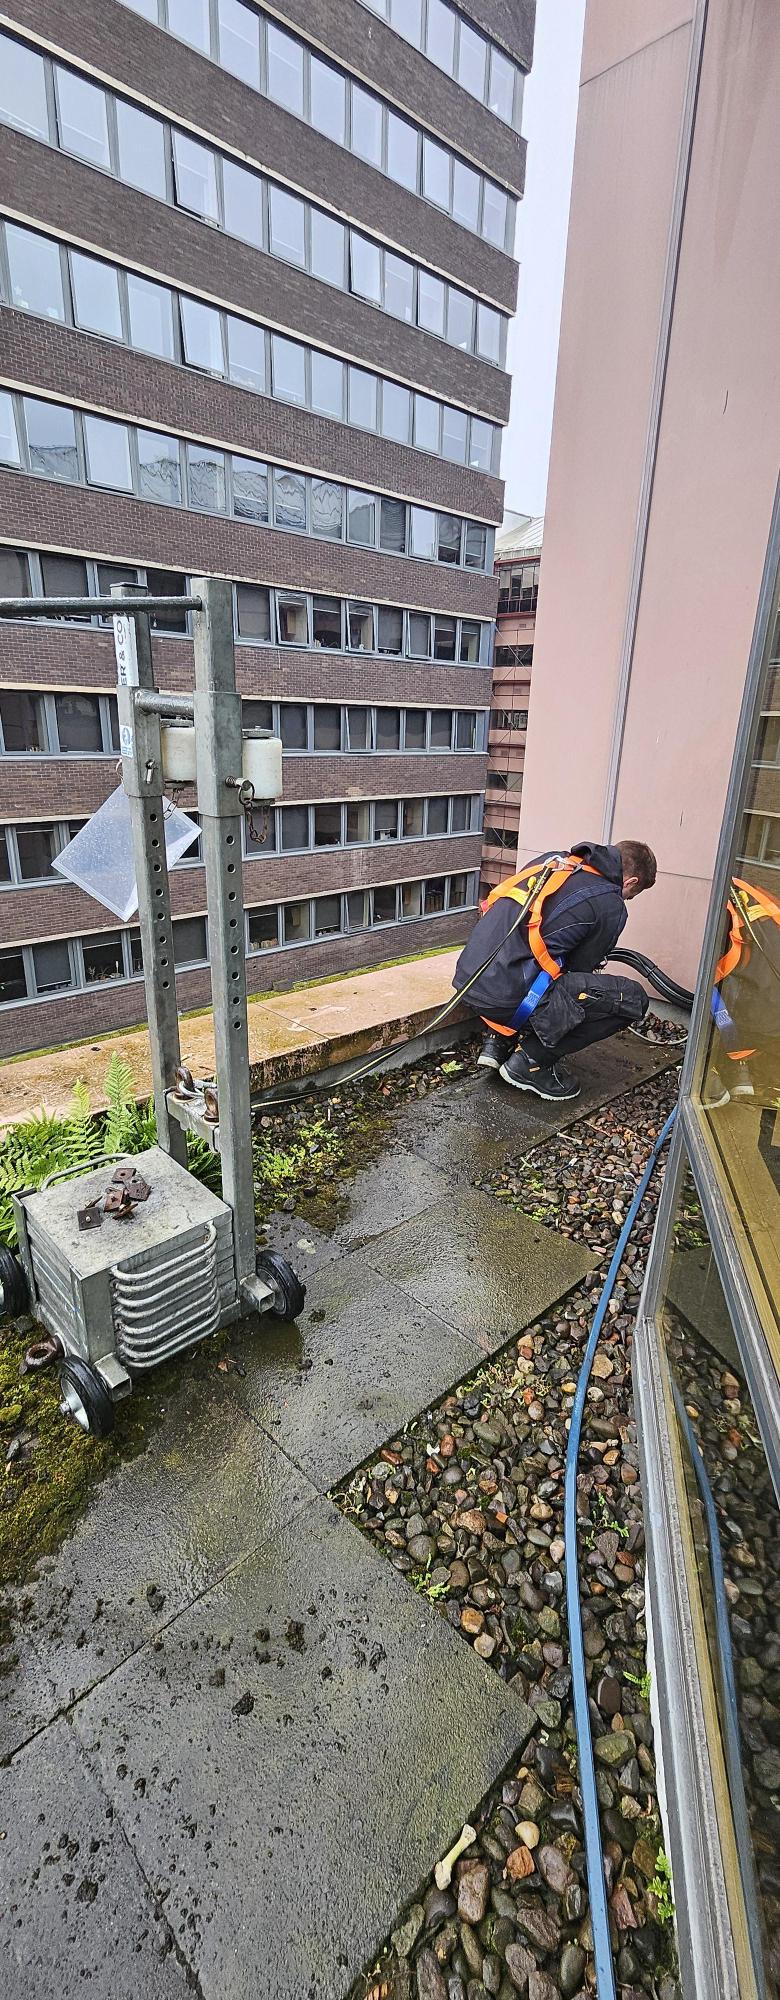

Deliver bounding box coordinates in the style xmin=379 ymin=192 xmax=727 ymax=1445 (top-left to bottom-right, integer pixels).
xmin=608 ymin=947 xmax=694 ymax=1012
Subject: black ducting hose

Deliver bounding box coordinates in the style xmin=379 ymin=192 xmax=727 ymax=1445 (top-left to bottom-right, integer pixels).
xmin=608 ymin=947 xmax=694 ymax=1012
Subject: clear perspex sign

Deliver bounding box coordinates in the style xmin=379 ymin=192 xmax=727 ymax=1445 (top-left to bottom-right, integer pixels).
xmin=52 ymin=784 xmax=200 ymax=922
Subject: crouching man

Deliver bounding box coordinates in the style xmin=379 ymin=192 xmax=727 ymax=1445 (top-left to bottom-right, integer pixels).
xmin=453 ymin=840 xmax=656 ymax=1101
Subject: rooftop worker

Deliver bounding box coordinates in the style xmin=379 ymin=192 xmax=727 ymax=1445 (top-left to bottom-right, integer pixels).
xmin=453 ymin=839 xmax=657 ymax=1102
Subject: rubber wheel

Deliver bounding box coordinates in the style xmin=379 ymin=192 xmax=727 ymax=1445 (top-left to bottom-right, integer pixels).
xmin=256 ymin=1251 xmax=306 ymax=1323
xmin=0 ymin=1245 xmax=29 ymax=1317
xmin=59 ymin=1357 xmax=115 ymax=1439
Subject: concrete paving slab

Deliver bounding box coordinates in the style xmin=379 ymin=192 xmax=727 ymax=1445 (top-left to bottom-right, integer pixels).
xmin=0 ymin=1600 xmax=59 ymax=1763
xmin=20 ymin=1372 xmax=315 ymax=1723
xmin=73 ymin=1497 xmax=536 ymax=2000
xmin=327 ymin=1151 xmax=455 ymax=1251
xmin=229 ymin=1258 xmax=483 ymax=1490
xmin=0 ymin=1718 xmax=190 ymax=2000
xmin=364 ymin=1187 xmax=596 ymax=1351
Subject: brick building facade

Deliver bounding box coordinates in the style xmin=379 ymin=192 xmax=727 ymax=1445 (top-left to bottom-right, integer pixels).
xmin=480 ymin=512 xmax=540 ymax=893
xmin=0 ymin=0 xmax=534 ymax=1054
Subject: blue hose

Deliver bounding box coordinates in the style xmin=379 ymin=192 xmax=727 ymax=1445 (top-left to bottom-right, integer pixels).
xmin=564 ymin=1106 xmax=677 ymax=2000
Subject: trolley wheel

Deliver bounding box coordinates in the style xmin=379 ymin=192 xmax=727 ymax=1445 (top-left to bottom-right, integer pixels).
xmin=0 ymin=1245 xmax=29 ymax=1318
xmin=256 ymin=1251 xmax=306 ymax=1323
xmin=59 ymin=1357 xmax=115 ymax=1439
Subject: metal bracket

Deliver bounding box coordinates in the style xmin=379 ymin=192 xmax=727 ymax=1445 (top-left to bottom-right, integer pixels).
xmin=240 ymin=1273 xmax=275 ymax=1314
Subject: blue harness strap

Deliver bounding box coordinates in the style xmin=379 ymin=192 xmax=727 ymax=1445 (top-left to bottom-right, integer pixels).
xmin=512 ymin=964 xmax=558 ymax=1028
xmin=711 ymin=989 xmax=734 ymax=1033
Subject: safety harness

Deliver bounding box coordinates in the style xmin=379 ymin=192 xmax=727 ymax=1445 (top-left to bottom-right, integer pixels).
xmin=711 ymin=877 xmax=780 ymax=1056
xmin=482 ymin=853 xmax=602 ymax=1028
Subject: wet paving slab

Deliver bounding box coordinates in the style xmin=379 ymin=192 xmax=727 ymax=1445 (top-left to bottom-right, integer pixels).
xmin=363 ymin=1187 xmax=596 ymax=1351
xmin=0 ymin=1717 xmax=191 ymax=2000
xmin=227 ymin=1256 xmax=484 ymax=1490
xmin=9 ymin=1371 xmax=315 ymax=1726
xmin=71 ymin=1496 xmax=536 ymax=2000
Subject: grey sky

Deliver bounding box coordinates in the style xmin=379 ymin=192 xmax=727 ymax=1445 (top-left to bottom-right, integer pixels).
xmin=501 ymin=2 xmax=585 ymax=519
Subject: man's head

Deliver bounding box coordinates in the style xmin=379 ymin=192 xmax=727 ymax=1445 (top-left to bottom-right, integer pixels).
xmin=617 ymin=839 xmax=657 ymax=902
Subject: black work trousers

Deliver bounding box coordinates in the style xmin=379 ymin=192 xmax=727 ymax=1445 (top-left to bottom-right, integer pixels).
xmin=480 ymin=970 xmax=649 ymax=1064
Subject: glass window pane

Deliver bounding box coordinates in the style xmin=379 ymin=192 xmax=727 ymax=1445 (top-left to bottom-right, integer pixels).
xmin=456 ymin=708 xmax=477 ymax=746
xmin=236 ymin=584 xmax=271 ymax=639
xmin=351 ymin=85 xmax=382 ymax=168
xmin=389 ymin=0 xmax=422 ymax=45
xmin=459 ymin=624 xmax=480 ymax=664
xmin=385 ymin=253 xmax=414 ymax=324
xmin=483 ymin=181 xmax=508 ymax=248
xmin=469 ymin=417 xmax=493 ymax=471
xmin=277 ymin=595 xmax=309 ymax=644
xmin=127 ymin=273 xmax=175 ymax=358
xmin=0 ymin=36 xmax=48 ymax=141
xmin=346 ymin=708 xmax=370 ymax=752
xmin=6 ymin=226 xmax=65 ymax=322
xmin=41 ymin=553 xmax=89 ymax=617
xmin=447 ymin=286 xmax=473 ymax=351
xmin=34 ymin=939 xmax=74 ymax=993
xmin=427 ymin=796 xmax=448 ymax=835
xmin=449 ymin=872 xmax=469 ymax=907
xmin=173 ymin=916 xmax=207 ymax=966
xmin=137 ymin=429 xmax=182 ymax=504
xmin=379 ymin=497 xmax=406 ymax=554
xmin=187 ymin=442 xmax=226 ymax=512
xmin=314 ymin=807 xmax=341 ymax=849
xmin=0 ymin=830 xmax=11 ymax=883
xmin=414 ymin=394 xmax=440 ymax=453
xmin=489 ymin=46 xmax=516 ymax=124
xmin=284 ymin=901 xmax=310 ymax=944
xmin=232 ymin=455 xmax=268 ymax=522
xmin=477 ymin=303 xmax=502 ymax=363
xmin=405 ymin=709 xmax=426 ymax=749
xmin=227 ymin=315 xmax=265 ymax=390
xmin=116 ymin=99 xmax=168 ymax=199
xmin=437 ymin=514 xmax=461 ymax=565
xmin=387 ymin=112 xmax=417 ymax=191
xmin=169 ymin=0 xmax=209 ymax=50
xmin=312 ymin=602 xmax=342 ymax=651
xmin=311 ymin=478 xmax=343 ymax=540
xmin=465 ymin=523 xmax=488 ymax=570
xmin=271 ymin=334 xmax=306 ymax=404
xmin=424 ymin=876 xmax=446 ymax=913
xmin=0 ymin=548 xmax=30 ymax=597
xmin=55 ymin=692 xmax=102 ymax=751
xmin=279 ymin=704 xmax=308 ymax=748
xmin=267 ymin=23 xmax=303 ymax=115
xmin=0 ymin=948 xmax=28 ymax=1001
xmin=0 ymin=394 xmax=20 ymax=471
xmin=452 ymin=160 xmax=480 ymax=233
xmin=218 ymin=0 xmax=260 ymax=85
xmin=458 ymin=21 xmax=487 ymax=100
xmin=273 ymin=468 xmax=306 ymax=529
xmin=0 ymin=689 xmax=44 ymax=752
xmin=373 ymin=883 xmax=397 ymax=923
xmin=314 ymin=895 xmax=341 ymax=936
xmin=378 ymin=606 xmax=403 ymax=654
xmin=442 ymin=405 xmax=468 ymax=464
xmin=348 ymin=367 xmax=377 ymax=431
xmin=269 ymin=185 xmax=305 ymax=266
xmin=24 ymin=398 xmax=78 ymax=481
xmin=374 ymin=800 xmax=398 ymax=840
xmin=408 ymin=613 xmax=431 ymax=658
xmin=402 ymin=800 xmax=424 ymax=838
xmin=71 ymin=252 xmax=122 ymax=339
xmin=434 ymin=617 xmax=456 ymax=661
xmin=16 ymin=825 xmax=58 ymax=881
xmin=430 ymin=710 xmax=451 ymax=748
xmin=312 ymin=712 xmax=340 ymax=756
xmin=311 ymin=351 xmax=343 ymax=419
xmin=55 ymin=68 xmax=110 ymax=168
xmin=311 ymin=57 xmax=345 ymax=144
xmin=348 ymin=490 xmax=377 ymax=547
xmin=422 ymin=137 xmax=450 ymax=210
xmin=381 ymin=382 xmax=411 ymax=444
xmin=418 ymin=270 xmax=445 ymax=338
xmin=376 ymin=708 xmax=400 ymax=749
xmin=248 ymin=908 xmax=279 ymax=950
xmin=426 ymin=0 xmax=455 ymax=70
xmin=348 ymin=603 xmax=374 ymax=651
xmin=350 ymin=233 xmax=382 ymax=305
xmin=281 ymin=806 xmax=309 ymax=851
xmin=173 ymin=132 xmax=218 ymax=222
xmin=402 ymin=881 xmax=423 ymax=918
xmin=347 ymin=889 xmax=368 ymax=929
xmin=410 ymin=507 xmax=437 ymax=561
xmin=311 ymin=211 xmax=345 ymax=285
xmin=146 ymin=567 xmax=188 ymax=631
xmin=223 ymin=159 xmax=263 ymax=248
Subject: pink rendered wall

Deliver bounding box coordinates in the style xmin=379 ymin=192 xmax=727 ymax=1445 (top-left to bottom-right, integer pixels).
xmin=519 ymin=0 xmax=780 ymax=987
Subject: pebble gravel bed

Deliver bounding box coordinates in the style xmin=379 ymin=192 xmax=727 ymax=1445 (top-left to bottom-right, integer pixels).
xmin=339 ymin=1066 xmax=682 ymax=2000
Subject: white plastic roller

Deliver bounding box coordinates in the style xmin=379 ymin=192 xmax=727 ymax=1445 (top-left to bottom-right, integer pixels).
xmin=161 ymin=723 xmax=198 ymax=784
xmin=242 ymin=731 xmax=283 ymax=800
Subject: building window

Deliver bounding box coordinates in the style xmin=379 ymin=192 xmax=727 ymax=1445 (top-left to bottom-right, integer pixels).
xmin=83 ymin=415 xmax=132 ymax=491
xmin=236 ymin=584 xmax=271 ymax=641
xmin=312 ymin=597 xmax=342 ymax=650
xmin=267 ymin=21 xmax=304 ymax=116
xmin=6 ymin=224 xmax=65 ymax=322
xmin=116 ymin=98 xmax=167 ymax=199
xmin=248 ymin=907 xmax=279 ymax=952
xmin=181 ymin=296 xmax=225 ymax=373
xmin=172 ymin=130 xmax=219 ymax=222
xmin=277 ymin=594 xmax=309 ymax=646
xmin=55 ymin=66 xmax=110 ymax=169
xmin=314 ymin=807 xmax=342 ymax=849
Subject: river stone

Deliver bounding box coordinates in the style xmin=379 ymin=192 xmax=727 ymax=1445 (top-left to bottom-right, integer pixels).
xmin=528 ymin=1975 xmax=560 ymax=2000
xmin=755 ymin=1746 xmax=780 ymax=1791
xmin=408 ymin=1535 xmax=436 ymax=1565
xmin=425 ymin=1887 xmax=457 ymax=1925
xmin=559 ymin=1943 xmax=586 ymax=1998
xmin=514 ymin=1904 xmax=562 ymax=1954
xmin=518 ymin=1780 xmax=546 ymax=1818
xmin=458 ymin=1860 xmax=491 ymax=1926
xmin=504 ymin=1941 xmax=536 ymax=1993
xmin=406 ymin=1514 xmax=427 ymax=1542
xmin=417 ymin=1948 xmax=449 ymax=2000
xmin=448 ymin=1980 xmax=467 ymax=2000
xmin=483 ymin=1952 xmax=503 ymax=1995
xmin=596 ymin=1674 xmax=622 ymax=1716
xmin=536 ymin=1844 xmax=575 ymax=1894
xmin=593 ymin=1730 xmax=636 ymax=1767
xmin=392 ymin=1904 xmax=426 ymax=1958
xmin=460 ymin=1920 xmax=485 ymax=1977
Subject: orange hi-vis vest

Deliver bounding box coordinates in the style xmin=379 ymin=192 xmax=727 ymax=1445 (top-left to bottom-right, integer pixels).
xmin=481 ymin=854 xmax=603 ymax=1029
xmin=712 ymin=877 xmax=780 ymax=1060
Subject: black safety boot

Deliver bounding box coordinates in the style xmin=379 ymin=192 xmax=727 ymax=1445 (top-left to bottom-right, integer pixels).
xmin=478 ymin=1032 xmax=516 ymax=1072
xmin=499 ymin=1046 xmax=581 ymax=1100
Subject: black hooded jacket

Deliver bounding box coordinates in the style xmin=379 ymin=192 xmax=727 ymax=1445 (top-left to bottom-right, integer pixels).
xmin=453 ymin=842 xmax=628 ymax=1021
